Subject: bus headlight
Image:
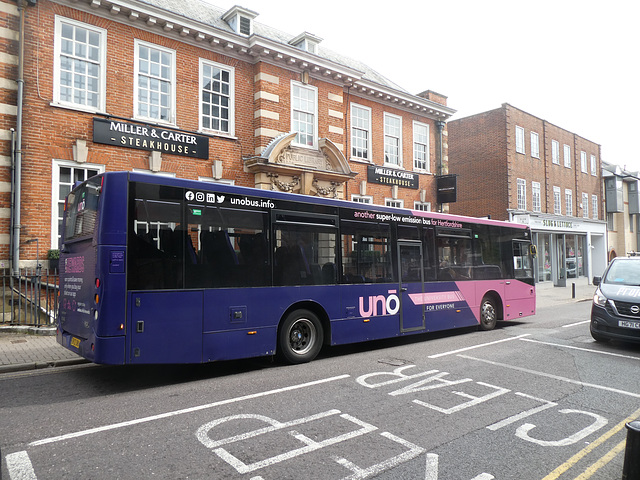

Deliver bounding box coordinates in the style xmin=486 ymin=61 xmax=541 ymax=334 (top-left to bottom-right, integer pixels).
xmin=593 ymin=288 xmax=607 ymax=307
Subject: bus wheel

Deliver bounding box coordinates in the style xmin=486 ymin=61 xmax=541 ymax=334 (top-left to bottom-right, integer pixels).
xmin=278 ymin=310 xmax=324 ymax=364
xmin=479 ymin=296 xmax=497 ymax=331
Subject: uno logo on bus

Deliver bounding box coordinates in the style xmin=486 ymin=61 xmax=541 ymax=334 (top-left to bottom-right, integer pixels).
xmin=359 ymin=290 xmax=400 ymax=317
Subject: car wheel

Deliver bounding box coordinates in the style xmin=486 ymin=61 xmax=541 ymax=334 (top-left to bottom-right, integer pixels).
xmin=278 ymin=309 xmax=323 ymax=364
xmin=479 ymin=296 xmax=497 ymax=331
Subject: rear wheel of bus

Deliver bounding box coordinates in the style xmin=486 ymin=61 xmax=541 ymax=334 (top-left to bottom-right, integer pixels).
xmin=278 ymin=309 xmax=324 ymax=364
xmin=479 ymin=296 xmax=498 ymax=331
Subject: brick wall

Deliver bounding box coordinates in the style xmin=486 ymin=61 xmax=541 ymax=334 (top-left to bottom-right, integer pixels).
xmin=0 ymin=0 xmax=450 ymax=263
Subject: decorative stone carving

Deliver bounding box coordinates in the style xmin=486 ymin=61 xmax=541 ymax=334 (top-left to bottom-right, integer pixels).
xmin=267 ymin=173 xmax=299 ymax=192
xmin=313 ymin=178 xmax=338 ymax=198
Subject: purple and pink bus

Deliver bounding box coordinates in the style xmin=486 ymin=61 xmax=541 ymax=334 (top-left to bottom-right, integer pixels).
xmin=57 ymin=172 xmax=536 ymax=364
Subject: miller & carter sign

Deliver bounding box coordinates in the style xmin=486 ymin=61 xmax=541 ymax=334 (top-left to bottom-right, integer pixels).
xmin=367 ymin=165 xmax=419 ymax=189
xmin=93 ymin=118 xmax=209 ymax=159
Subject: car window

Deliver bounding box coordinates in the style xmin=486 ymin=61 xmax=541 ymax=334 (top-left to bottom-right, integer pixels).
xmin=604 ymin=261 xmax=640 ymax=286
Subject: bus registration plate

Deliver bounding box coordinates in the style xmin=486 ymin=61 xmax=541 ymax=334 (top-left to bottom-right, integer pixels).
xmin=619 ymin=320 xmax=640 ymax=330
xmin=70 ymin=337 xmax=81 ymax=348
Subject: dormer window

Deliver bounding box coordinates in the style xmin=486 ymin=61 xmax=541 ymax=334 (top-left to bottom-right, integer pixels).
xmin=222 ymin=5 xmax=258 ymax=36
xmin=289 ymin=32 xmax=322 ymax=54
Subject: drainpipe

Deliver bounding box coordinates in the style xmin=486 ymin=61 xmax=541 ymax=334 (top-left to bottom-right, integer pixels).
xmin=12 ymin=1 xmax=27 ymax=273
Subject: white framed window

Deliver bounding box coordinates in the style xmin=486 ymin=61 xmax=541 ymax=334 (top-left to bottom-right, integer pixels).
xmin=351 ymin=195 xmax=372 ymax=204
xmin=413 ymin=121 xmax=429 ymax=172
xmin=592 ymin=194 xmax=598 ymax=220
xmin=531 ymin=132 xmax=540 ymax=158
xmin=580 ymin=151 xmax=587 ymax=173
xmin=351 ymin=104 xmax=371 ymax=162
xmin=51 ymin=160 xmax=104 ymax=248
xmin=517 ymin=178 xmax=526 ymax=210
xmin=291 ymin=81 xmax=318 ymax=148
xmin=582 ymin=193 xmax=589 ymax=218
xmin=532 ymin=182 xmax=541 ymax=212
xmin=552 ymin=140 xmax=560 ymax=165
xmin=564 ymin=144 xmax=571 ymax=168
xmin=384 ymin=113 xmax=402 ymax=167
xmin=134 ymin=40 xmax=176 ymax=124
xmin=414 ymin=201 xmax=431 ymax=212
xmin=53 ymin=16 xmax=106 ymax=112
xmin=515 ymin=126 xmax=525 ymax=154
xmin=590 ymin=154 xmax=597 ymax=176
xmin=199 ymin=59 xmax=234 ymax=135
xmin=385 ymin=199 xmax=404 ymax=208
xmin=553 ymin=186 xmax=561 ymax=215
xmin=565 ymin=189 xmax=573 ymax=216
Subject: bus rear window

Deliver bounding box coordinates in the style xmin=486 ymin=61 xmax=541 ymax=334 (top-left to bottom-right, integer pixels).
xmin=64 ymin=177 xmax=101 ymax=241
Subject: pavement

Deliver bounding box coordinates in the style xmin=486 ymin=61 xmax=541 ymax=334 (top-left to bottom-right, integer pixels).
xmin=0 ymin=278 xmax=596 ymax=374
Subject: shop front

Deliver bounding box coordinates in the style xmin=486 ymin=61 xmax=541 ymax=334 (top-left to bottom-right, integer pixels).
xmin=511 ymin=214 xmax=607 ymax=286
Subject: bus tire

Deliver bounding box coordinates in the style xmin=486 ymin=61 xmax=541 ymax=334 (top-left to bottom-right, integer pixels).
xmin=278 ymin=309 xmax=324 ymax=364
xmin=479 ymin=296 xmax=497 ymax=331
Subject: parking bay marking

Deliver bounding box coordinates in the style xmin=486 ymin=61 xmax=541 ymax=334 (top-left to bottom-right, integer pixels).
xmin=458 ymin=354 xmax=640 ymax=399
xmin=519 ymin=337 xmax=640 ymax=361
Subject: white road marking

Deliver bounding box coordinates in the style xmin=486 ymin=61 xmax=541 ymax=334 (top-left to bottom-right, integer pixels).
xmin=561 ymin=320 xmax=590 ymax=328
xmin=29 ymin=374 xmax=350 ymax=447
xmin=6 ymin=451 xmax=37 ymax=480
xmin=458 ymin=355 xmax=640 ymax=398
xmin=519 ymin=337 xmax=640 ymax=360
xmin=427 ymin=334 xmax=531 ymax=359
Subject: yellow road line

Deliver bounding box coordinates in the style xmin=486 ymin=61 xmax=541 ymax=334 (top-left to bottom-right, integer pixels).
xmin=541 ymin=406 xmax=640 ymax=480
xmin=572 ymin=439 xmax=626 ymax=480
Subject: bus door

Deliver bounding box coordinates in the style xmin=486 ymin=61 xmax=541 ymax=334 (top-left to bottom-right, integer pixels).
xmin=398 ymin=241 xmax=425 ymax=332
xmin=504 ymin=240 xmax=536 ymax=320
xmin=128 ymin=291 xmax=203 ymax=363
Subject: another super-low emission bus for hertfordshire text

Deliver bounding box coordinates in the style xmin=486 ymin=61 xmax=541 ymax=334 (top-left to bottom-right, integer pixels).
xmin=57 ymin=171 xmax=536 ymax=364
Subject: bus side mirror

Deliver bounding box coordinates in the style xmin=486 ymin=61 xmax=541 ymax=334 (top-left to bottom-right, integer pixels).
xmin=530 ymin=244 xmax=537 ymax=258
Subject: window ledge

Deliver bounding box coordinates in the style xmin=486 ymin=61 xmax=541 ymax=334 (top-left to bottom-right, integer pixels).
xmin=50 ymin=101 xmax=106 ymax=116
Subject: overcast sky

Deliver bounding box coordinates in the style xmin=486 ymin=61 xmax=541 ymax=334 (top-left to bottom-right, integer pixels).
xmin=211 ymin=0 xmax=639 ymax=172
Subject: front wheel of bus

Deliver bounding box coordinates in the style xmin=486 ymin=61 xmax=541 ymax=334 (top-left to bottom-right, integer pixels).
xmin=479 ymin=296 xmax=497 ymax=331
xmin=278 ymin=310 xmax=323 ymax=364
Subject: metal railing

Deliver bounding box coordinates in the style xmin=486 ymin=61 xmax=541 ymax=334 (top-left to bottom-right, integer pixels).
xmin=1 ymin=268 xmax=59 ymax=327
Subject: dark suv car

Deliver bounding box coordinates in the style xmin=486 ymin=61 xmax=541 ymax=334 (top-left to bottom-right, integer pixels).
xmin=591 ymin=256 xmax=640 ymax=343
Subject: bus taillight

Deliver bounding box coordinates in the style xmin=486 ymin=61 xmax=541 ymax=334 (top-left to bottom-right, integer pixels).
xmin=95 ymin=278 xmax=100 ymax=288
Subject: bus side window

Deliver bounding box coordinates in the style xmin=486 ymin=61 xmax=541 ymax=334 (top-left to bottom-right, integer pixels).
xmin=340 ymin=221 xmax=394 ymax=284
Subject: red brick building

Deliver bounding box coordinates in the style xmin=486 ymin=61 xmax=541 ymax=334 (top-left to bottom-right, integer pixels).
xmin=448 ymin=103 xmax=607 ymax=284
xmin=0 ymin=0 xmax=455 ymax=270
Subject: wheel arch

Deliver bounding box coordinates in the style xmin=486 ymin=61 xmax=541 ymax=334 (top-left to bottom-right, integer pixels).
xmin=279 ymin=300 xmax=331 ymax=345
xmin=480 ymin=289 xmax=504 ymax=321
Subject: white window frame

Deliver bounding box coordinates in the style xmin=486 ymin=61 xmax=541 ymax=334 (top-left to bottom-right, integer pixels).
xmin=552 ymin=140 xmax=560 ymax=165
xmin=590 ymin=154 xmax=597 ymax=176
xmin=532 ymin=181 xmax=541 ymax=212
xmin=384 ymin=113 xmax=402 ymax=167
xmin=580 ymin=151 xmax=587 ymax=173
xmin=51 ymin=160 xmax=105 ymax=248
xmin=515 ymin=126 xmax=525 ymax=154
xmin=592 ymin=194 xmax=598 ymax=220
xmin=53 ymin=16 xmax=107 ymax=113
xmin=531 ymin=132 xmax=540 ymax=158
xmin=564 ymin=144 xmax=571 ymax=168
xmin=351 ymin=194 xmax=372 ymax=204
xmin=553 ymin=186 xmax=561 ymax=215
xmin=350 ymin=103 xmax=371 ymax=162
xmin=412 ymin=121 xmax=430 ymax=172
xmin=414 ymin=201 xmax=431 ymax=212
xmin=199 ymin=59 xmax=235 ymax=136
xmin=134 ymin=40 xmax=176 ymax=125
xmin=565 ymin=189 xmax=573 ymax=216
xmin=582 ymin=193 xmax=589 ymax=218
xmin=517 ymin=178 xmax=526 ymax=210
xmin=385 ymin=199 xmax=404 ymax=208
xmin=291 ymin=81 xmax=318 ymax=149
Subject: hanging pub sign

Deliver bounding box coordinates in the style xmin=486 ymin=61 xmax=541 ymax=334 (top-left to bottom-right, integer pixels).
xmin=366 ymin=165 xmax=419 ymax=189
xmin=436 ymin=174 xmax=457 ymax=203
xmin=93 ymin=118 xmax=209 ymax=159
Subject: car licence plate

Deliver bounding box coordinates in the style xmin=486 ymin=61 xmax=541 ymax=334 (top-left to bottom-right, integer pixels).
xmin=70 ymin=337 xmax=81 ymax=348
xmin=618 ymin=320 xmax=640 ymax=330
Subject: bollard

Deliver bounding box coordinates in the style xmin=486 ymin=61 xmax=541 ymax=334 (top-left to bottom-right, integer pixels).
xmin=622 ymin=420 xmax=640 ymax=479
xmin=572 ymin=282 xmax=576 ymax=299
